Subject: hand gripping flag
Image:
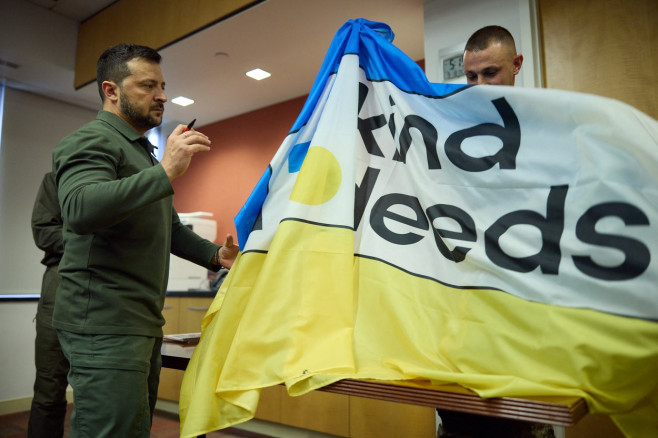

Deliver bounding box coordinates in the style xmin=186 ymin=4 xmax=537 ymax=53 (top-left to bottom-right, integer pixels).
xmin=180 ymin=19 xmax=658 ymax=437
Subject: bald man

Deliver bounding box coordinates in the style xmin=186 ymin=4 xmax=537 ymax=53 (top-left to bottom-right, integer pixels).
xmin=463 ymin=25 xmax=523 ymax=86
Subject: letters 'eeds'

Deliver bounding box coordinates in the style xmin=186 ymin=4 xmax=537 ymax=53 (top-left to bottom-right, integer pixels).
xmin=356 ymin=83 xmax=649 ymax=282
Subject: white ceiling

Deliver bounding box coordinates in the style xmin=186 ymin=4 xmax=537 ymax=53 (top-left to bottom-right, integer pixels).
xmin=8 ymin=0 xmax=426 ymax=127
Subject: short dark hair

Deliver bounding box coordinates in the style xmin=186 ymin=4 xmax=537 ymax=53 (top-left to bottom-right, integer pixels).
xmin=96 ymin=43 xmax=161 ymax=102
xmin=465 ymin=25 xmax=516 ymax=53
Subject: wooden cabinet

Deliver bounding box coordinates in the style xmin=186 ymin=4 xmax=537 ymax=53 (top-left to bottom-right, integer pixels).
xmin=349 ymin=397 xmax=435 ymax=438
xmin=255 ymin=386 xmax=351 ymax=437
xmin=158 ymin=297 xmax=183 ymax=401
xmin=158 ymin=296 xmax=213 ymax=401
xmin=177 ymin=297 xmax=213 ymax=332
xmin=254 ymin=385 xmax=435 ymax=437
xmin=564 ymin=413 xmax=624 ymax=438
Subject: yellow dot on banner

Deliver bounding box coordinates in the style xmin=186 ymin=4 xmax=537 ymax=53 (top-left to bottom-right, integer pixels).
xmin=289 ymin=146 xmax=342 ymax=205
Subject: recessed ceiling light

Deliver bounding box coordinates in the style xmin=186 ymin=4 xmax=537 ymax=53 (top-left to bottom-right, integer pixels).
xmin=246 ymin=68 xmax=271 ymax=80
xmin=172 ymin=96 xmax=194 ymax=106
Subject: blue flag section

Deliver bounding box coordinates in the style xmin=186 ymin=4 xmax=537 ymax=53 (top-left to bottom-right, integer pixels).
xmin=181 ymin=19 xmax=658 ymax=438
xmin=234 ymin=18 xmax=465 ymax=250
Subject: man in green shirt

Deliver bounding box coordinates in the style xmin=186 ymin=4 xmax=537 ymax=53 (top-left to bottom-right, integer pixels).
xmin=28 ymin=172 xmax=69 ymax=438
xmin=52 ymin=43 xmax=238 ymax=437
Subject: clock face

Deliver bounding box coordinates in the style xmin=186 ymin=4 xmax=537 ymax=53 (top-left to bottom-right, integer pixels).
xmin=442 ymin=54 xmax=464 ymax=81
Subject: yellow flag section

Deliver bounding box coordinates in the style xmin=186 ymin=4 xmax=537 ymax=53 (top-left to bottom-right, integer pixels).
xmin=180 ymin=219 xmax=658 ymax=437
xmin=180 ymin=221 xmax=355 ymax=436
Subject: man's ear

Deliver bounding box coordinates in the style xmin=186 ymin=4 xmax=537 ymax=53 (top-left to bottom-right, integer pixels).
xmin=101 ymin=81 xmax=119 ymax=103
xmin=513 ymin=54 xmax=524 ymax=75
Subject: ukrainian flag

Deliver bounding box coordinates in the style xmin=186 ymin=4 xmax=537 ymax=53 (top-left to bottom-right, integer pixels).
xmin=180 ymin=19 xmax=658 ymax=437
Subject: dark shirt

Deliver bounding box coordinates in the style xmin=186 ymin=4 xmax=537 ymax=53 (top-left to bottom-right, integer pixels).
xmin=52 ymin=110 xmax=220 ymax=337
xmin=31 ymin=172 xmax=63 ymax=267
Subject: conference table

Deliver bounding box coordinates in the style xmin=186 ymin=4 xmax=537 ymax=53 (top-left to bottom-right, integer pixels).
xmin=161 ymin=340 xmax=588 ymax=431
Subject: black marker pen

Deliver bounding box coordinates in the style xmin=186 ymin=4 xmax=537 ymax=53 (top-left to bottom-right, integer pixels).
xmin=183 ymin=118 xmax=196 ymax=133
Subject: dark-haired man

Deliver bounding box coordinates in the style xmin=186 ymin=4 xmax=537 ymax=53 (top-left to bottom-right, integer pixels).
xmin=463 ymin=25 xmax=523 ymax=86
xmin=52 ymin=43 xmax=238 ymax=437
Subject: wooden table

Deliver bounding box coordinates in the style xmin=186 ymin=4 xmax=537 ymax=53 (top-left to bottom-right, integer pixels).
xmin=161 ymin=341 xmax=588 ymax=428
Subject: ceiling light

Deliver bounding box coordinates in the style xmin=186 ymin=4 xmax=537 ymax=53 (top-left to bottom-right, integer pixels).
xmin=172 ymin=96 xmax=194 ymax=106
xmin=246 ymin=68 xmax=271 ymax=80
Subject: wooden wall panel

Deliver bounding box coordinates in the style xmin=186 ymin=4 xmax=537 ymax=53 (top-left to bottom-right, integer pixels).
xmin=539 ymin=4 xmax=654 ymax=434
xmin=280 ymin=391 xmax=350 ymax=437
xmin=539 ymin=0 xmax=657 ymax=119
xmin=75 ymin=0 xmax=262 ymax=88
xmin=254 ymin=385 xmax=284 ymax=422
xmin=565 ymin=413 xmax=625 ymax=438
xmin=349 ymin=396 xmax=435 ymax=438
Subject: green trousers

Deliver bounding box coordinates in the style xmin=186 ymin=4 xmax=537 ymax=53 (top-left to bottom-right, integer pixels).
xmin=28 ymin=266 xmax=69 ymax=438
xmin=56 ymin=330 xmax=163 ymax=438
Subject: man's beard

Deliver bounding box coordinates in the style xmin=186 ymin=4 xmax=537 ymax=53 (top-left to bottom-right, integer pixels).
xmin=120 ymin=93 xmax=163 ymax=131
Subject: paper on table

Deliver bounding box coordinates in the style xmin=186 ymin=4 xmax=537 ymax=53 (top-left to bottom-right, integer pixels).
xmin=163 ymin=333 xmax=201 ymax=344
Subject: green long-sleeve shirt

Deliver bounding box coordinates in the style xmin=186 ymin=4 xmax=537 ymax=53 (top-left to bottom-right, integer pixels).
xmin=31 ymin=172 xmax=63 ymax=268
xmin=52 ymin=110 xmax=220 ymax=336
